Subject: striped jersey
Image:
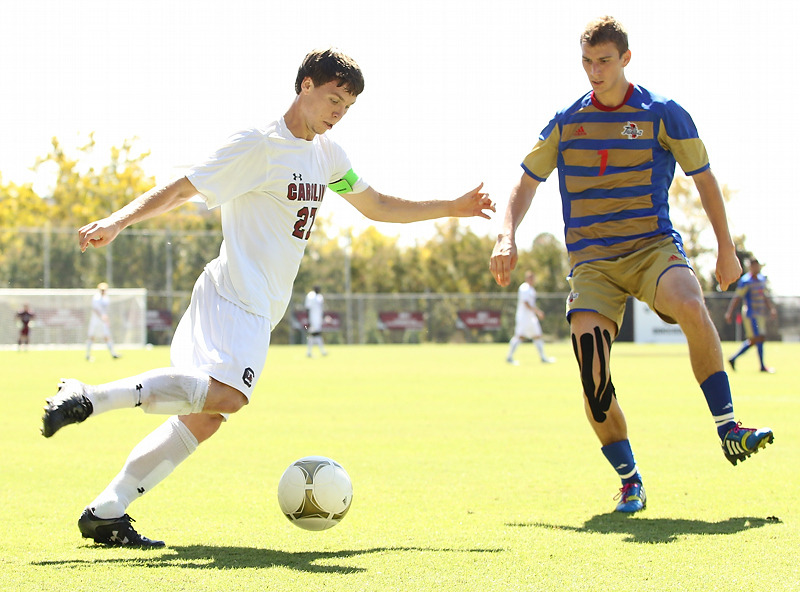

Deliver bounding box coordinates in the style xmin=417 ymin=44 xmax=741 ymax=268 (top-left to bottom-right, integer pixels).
xmin=735 ymin=272 xmax=770 ymax=317
xmin=522 ymin=83 xmax=709 ymax=269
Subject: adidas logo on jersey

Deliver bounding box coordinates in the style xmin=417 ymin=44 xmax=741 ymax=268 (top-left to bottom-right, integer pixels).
xmin=574 ymin=125 xmax=587 ymax=137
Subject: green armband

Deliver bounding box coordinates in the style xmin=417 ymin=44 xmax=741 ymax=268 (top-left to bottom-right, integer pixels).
xmin=329 ymin=169 xmax=360 ymax=194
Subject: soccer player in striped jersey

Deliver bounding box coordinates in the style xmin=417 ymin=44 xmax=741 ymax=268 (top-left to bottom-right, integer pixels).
xmin=490 ymin=16 xmax=773 ymax=513
xmin=725 ymin=258 xmax=778 ymax=372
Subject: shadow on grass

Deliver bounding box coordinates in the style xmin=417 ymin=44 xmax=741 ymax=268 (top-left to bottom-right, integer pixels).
xmin=508 ymin=514 xmax=781 ymax=544
xmin=33 ymin=545 xmax=502 ymax=573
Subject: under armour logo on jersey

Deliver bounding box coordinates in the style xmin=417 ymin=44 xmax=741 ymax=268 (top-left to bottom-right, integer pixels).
xmin=293 ymin=173 xmax=303 ymax=181
xmin=242 ymin=367 xmax=255 ymax=388
xmin=622 ymin=122 xmax=644 ymax=139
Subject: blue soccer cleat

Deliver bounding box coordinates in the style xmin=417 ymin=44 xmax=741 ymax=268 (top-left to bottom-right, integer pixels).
xmin=614 ymin=482 xmax=646 ymax=513
xmin=721 ymin=423 xmax=774 ymax=466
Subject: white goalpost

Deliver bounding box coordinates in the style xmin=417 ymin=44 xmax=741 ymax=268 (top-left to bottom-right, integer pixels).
xmin=0 ymin=288 xmax=147 ymax=350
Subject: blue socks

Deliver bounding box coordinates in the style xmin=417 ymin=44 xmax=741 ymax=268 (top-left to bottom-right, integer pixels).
xmin=601 ymin=439 xmax=641 ymax=485
xmin=701 ymin=371 xmax=736 ymax=439
xmin=730 ymin=341 xmax=751 ymax=363
xmin=756 ymin=343 xmax=766 ymax=368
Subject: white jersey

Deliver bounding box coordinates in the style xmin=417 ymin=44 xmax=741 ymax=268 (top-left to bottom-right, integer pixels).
xmin=516 ymin=282 xmax=537 ymax=321
xmin=92 ymin=293 xmax=110 ymax=320
xmin=187 ymin=118 xmax=369 ymax=327
xmin=304 ymin=290 xmax=325 ymax=332
xmin=514 ymin=282 xmax=542 ymax=338
xmin=88 ymin=293 xmax=112 ymax=338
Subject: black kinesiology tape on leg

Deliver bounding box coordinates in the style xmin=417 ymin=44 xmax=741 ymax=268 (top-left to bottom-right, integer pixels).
xmin=571 ymin=327 xmax=616 ymax=423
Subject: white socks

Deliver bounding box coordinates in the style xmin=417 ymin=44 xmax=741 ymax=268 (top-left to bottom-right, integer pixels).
xmin=85 ymin=367 xmax=210 ymax=416
xmin=91 ymin=416 xmax=198 ymax=519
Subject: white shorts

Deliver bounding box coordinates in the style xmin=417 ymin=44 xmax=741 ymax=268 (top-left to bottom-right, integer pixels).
xmin=515 ymin=314 xmax=542 ymax=340
xmin=87 ymin=316 xmax=111 ymax=340
xmin=170 ymin=271 xmax=271 ymax=401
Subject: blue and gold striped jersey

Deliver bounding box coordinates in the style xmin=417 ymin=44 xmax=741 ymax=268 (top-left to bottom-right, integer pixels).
xmin=522 ymin=84 xmax=709 ymax=268
xmin=735 ymin=272 xmax=770 ymax=317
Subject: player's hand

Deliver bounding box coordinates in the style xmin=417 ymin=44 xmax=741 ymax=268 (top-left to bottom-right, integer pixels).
xmin=452 ymin=183 xmax=495 ymax=219
xmin=490 ymin=233 xmax=517 ymax=287
xmin=715 ymin=247 xmax=742 ymax=291
xmin=78 ymin=218 xmax=122 ymax=252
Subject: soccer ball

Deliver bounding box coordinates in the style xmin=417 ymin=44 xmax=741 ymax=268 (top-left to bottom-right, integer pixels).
xmin=277 ymin=456 xmax=353 ymax=531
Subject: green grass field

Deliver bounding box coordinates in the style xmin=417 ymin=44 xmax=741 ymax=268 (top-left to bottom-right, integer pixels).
xmin=1 ymin=341 xmax=797 ymax=591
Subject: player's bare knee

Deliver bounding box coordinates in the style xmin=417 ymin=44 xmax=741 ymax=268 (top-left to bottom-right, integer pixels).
xmin=219 ymin=390 xmax=248 ymax=414
xmin=571 ymin=326 xmax=616 ymax=423
xmin=670 ymin=293 xmax=709 ymax=327
xmin=206 ymin=379 xmax=249 ymax=414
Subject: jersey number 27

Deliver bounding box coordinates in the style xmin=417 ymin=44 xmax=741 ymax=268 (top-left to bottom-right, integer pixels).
xmin=293 ymin=206 xmax=318 ymax=240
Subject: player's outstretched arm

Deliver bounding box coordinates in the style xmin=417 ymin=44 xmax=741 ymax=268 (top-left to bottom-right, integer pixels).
xmin=339 ymin=183 xmax=494 ymax=224
xmin=692 ymin=169 xmax=741 ymax=290
xmin=490 ymin=173 xmax=540 ymax=287
xmin=79 ymin=177 xmax=199 ymax=252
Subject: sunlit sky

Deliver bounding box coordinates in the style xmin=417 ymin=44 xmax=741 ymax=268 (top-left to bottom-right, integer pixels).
xmin=3 ymin=0 xmax=798 ymax=294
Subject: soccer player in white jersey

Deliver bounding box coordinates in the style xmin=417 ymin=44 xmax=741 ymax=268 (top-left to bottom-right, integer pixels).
xmin=506 ymin=270 xmax=555 ymax=365
xmin=40 ymin=48 xmax=495 ymax=547
xmin=85 ymin=282 xmax=120 ymax=361
xmin=304 ymin=285 xmax=327 ymax=357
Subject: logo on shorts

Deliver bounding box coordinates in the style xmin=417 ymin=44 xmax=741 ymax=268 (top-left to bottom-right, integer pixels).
xmin=242 ymin=367 xmax=255 ymax=388
xmin=668 ymin=254 xmax=683 ymax=262
xmin=568 ymin=292 xmax=579 ymax=304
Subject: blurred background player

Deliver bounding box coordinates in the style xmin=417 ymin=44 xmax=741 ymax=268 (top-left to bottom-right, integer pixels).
xmin=16 ymin=303 xmax=35 ymax=351
xmin=86 ymin=282 xmax=120 ymax=361
xmin=304 ymin=285 xmax=328 ymax=357
xmin=725 ymin=257 xmax=778 ymax=373
xmin=506 ymin=270 xmax=555 ymax=365
xmin=41 ymin=48 xmax=494 ymax=548
xmin=490 ymin=16 xmax=773 ymax=514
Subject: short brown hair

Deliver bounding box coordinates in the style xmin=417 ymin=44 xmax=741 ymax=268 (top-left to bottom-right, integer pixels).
xmin=294 ymin=48 xmax=365 ymax=96
xmin=580 ymin=16 xmax=629 ymax=56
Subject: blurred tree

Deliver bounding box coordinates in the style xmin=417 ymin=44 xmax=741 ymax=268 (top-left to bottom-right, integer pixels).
xmin=513 ymin=232 xmax=570 ymax=293
xmin=669 ymin=175 xmax=735 ymax=291
xmin=0 ymin=135 xmax=221 ymax=291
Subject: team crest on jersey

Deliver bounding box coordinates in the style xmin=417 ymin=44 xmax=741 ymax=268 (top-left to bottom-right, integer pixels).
xmin=622 ymin=122 xmax=644 ymax=139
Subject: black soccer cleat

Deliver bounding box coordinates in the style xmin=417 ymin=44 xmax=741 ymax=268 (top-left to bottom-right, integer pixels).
xmin=41 ymin=379 xmax=93 ymax=438
xmin=78 ymin=508 xmax=165 ymax=548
